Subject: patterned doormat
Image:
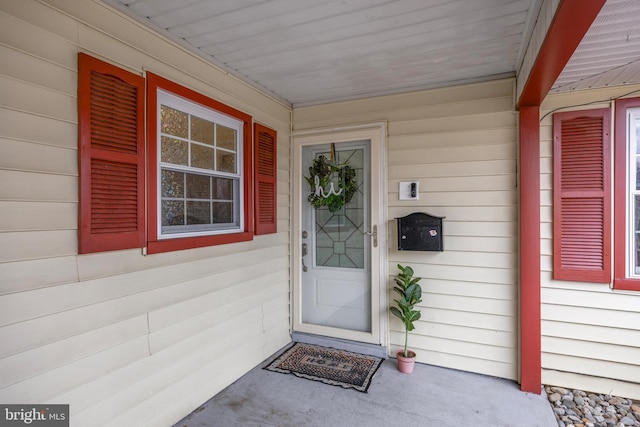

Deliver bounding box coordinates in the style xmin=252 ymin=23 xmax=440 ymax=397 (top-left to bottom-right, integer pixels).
xmin=263 ymin=342 xmax=383 ymax=393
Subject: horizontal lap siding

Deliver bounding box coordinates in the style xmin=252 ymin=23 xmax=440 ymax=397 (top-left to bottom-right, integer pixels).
xmin=295 ymin=79 xmax=518 ymax=380
xmin=0 ymin=1 xmax=291 ymax=426
xmin=540 ymin=87 xmax=640 ymax=400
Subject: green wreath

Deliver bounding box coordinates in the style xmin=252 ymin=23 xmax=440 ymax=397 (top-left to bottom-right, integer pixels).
xmin=304 ymin=155 xmax=358 ymax=212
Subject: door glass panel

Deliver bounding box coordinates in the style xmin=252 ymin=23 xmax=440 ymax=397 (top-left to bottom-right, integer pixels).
xmin=314 ymin=148 xmax=365 ymax=269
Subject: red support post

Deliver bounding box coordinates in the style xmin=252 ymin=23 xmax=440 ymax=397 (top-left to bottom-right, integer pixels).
xmin=519 ymin=106 xmax=541 ymax=393
xmin=516 ymin=0 xmax=605 ymax=393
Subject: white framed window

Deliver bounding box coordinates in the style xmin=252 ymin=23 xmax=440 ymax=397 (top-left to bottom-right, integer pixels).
xmin=157 ymin=90 xmax=244 ymax=238
xmin=626 ymin=108 xmax=640 ymax=277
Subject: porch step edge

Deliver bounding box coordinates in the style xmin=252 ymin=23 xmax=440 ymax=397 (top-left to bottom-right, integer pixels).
xmin=291 ymin=332 xmax=388 ymax=359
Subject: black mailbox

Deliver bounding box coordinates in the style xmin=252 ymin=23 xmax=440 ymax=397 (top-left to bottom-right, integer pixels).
xmin=397 ymin=212 xmax=444 ymax=251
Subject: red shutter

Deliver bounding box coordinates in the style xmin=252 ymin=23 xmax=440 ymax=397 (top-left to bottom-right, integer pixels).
xmin=254 ymin=123 xmax=277 ymax=235
xmin=553 ymin=109 xmax=611 ymax=282
xmin=78 ymin=53 xmax=145 ymax=253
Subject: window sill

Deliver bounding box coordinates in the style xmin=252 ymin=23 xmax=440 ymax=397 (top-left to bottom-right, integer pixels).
xmin=613 ymin=277 xmax=640 ymax=292
xmin=146 ymin=231 xmax=253 ymax=254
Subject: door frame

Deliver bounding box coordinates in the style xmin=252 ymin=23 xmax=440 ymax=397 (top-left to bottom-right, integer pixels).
xmin=292 ymin=122 xmax=387 ymax=345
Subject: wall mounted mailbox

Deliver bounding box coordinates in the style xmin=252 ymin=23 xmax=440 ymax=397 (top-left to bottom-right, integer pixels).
xmin=397 ymin=212 xmax=445 ymax=251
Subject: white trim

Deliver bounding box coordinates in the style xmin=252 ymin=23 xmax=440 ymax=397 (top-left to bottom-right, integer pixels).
xmin=292 ymin=122 xmax=387 ymax=346
xmin=156 ymin=89 xmax=244 ymax=239
xmin=626 ymin=108 xmax=640 ymax=277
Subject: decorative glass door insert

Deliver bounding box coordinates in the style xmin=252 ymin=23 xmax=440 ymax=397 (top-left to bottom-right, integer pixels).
xmin=314 ymin=147 xmax=366 ymax=269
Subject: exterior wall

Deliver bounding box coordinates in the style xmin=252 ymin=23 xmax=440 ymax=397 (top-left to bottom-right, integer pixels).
xmin=540 ymin=85 xmax=640 ymax=400
xmin=294 ymin=79 xmax=519 ymax=380
xmin=0 ymin=1 xmax=291 ymax=426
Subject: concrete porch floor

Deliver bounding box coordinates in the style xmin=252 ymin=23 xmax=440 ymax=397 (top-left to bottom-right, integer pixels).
xmin=173 ymin=344 xmax=557 ymax=427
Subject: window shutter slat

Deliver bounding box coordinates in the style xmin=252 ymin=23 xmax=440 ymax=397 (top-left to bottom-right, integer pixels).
xmin=559 ymin=198 xmax=604 ymax=270
xmin=90 ymin=72 xmax=140 ymax=154
xmin=254 ymin=124 xmax=277 ymax=235
xmin=553 ymin=109 xmax=611 ymax=282
xmin=78 ymin=53 xmax=145 ymax=253
xmin=90 ymin=159 xmax=139 ymax=233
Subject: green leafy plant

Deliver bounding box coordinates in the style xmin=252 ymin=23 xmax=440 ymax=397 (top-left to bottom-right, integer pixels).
xmin=390 ymin=264 xmax=422 ymax=358
xmin=304 ymin=155 xmax=357 ymax=212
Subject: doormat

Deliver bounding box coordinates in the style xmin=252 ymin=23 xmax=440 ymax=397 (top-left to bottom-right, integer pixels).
xmin=263 ymin=342 xmax=383 ymax=393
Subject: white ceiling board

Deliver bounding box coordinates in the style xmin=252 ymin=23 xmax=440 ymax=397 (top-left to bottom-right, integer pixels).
xmin=104 ymin=0 xmax=534 ymax=106
xmin=104 ymin=0 xmax=640 ymax=106
xmin=194 ymin=1 xmax=448 ymax=57
xmin=551 ymin=0 xmax=640 ymax=93
xmin=169 ymin=0 xmax=341 ymax=41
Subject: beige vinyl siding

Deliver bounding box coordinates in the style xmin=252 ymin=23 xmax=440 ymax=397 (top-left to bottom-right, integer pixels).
xmin=0 ymin=1 xmax=291 ymax=426
xmin=295 ymin=79 xmax=519 ymax=380
xmin=540 ymin=85 xmax=640 ymax=400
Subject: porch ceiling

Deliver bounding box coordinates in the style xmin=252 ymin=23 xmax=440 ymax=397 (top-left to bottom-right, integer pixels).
xmin=104 ymin=0 xmax=640 ymax=107
xmin=551 ymin=0 xmax=640 ymax=94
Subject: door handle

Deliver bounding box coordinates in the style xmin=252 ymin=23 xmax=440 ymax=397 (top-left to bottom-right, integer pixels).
xmin=365 ymin=225 xmax=378 ymax=248
xmin=301 ymin=242 xmax=308 ymax=272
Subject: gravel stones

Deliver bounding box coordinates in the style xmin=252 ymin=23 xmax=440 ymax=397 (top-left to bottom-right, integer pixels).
xmin=545 ymin=386 xmax=640 ymax=427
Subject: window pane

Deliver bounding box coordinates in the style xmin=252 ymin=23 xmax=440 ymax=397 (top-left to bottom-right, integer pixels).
xmin=192 ymin=144 xmax=214 ymax=170
xmin=212 ymin=177 xmax=232 ymax=199
xmin=186 ymin=201 xmax=211 ymax=224
xmin=217 ymin=124 xmax=236 ymax=150
xmin=161 ymin=136 xmax=188 ymax=165
xmin=632 ymin=111 xmax=640 ymax=276
xmin=186 ymin=173 xmax=210 ymax=199
xmin=162 ymin=200 xmax=184 ymax=226
xmin=161 ymin=169 xmax=184 ymax=198
xmin=635 ymin=195 xmax=640 ymax=273
xmin=212 ymin=201 xmax=233 ymax=223
xmin=635 ymin=116 xmax=640 ymax=154
xmin=161 ymin=105 xmax=188 ymax=138
xmin=191 ymin=115 xmax=214 ymax=145
xmin=217 ymin=150 xmax=236 ymax=173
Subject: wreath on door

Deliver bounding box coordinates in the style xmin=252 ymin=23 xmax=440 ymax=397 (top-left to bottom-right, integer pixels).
xmin=304 ymin=154 xmax=358 ymax=212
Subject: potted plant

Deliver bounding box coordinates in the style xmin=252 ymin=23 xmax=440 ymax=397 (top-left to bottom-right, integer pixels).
xmin=390 ymin=264 xmax=422 ymax=373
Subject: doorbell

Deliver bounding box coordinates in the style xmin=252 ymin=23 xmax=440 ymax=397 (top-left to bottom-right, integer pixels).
xmin=399 ymin=181 xmax=419 ymax=200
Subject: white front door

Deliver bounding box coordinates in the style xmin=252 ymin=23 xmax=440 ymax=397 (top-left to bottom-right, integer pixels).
xmin=293 ymin=124 xmax=385 ymax=345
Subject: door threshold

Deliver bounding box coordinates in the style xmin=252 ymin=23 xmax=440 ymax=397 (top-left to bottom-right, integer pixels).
xmin=291 ymin=332 xmax=388 ymax=359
